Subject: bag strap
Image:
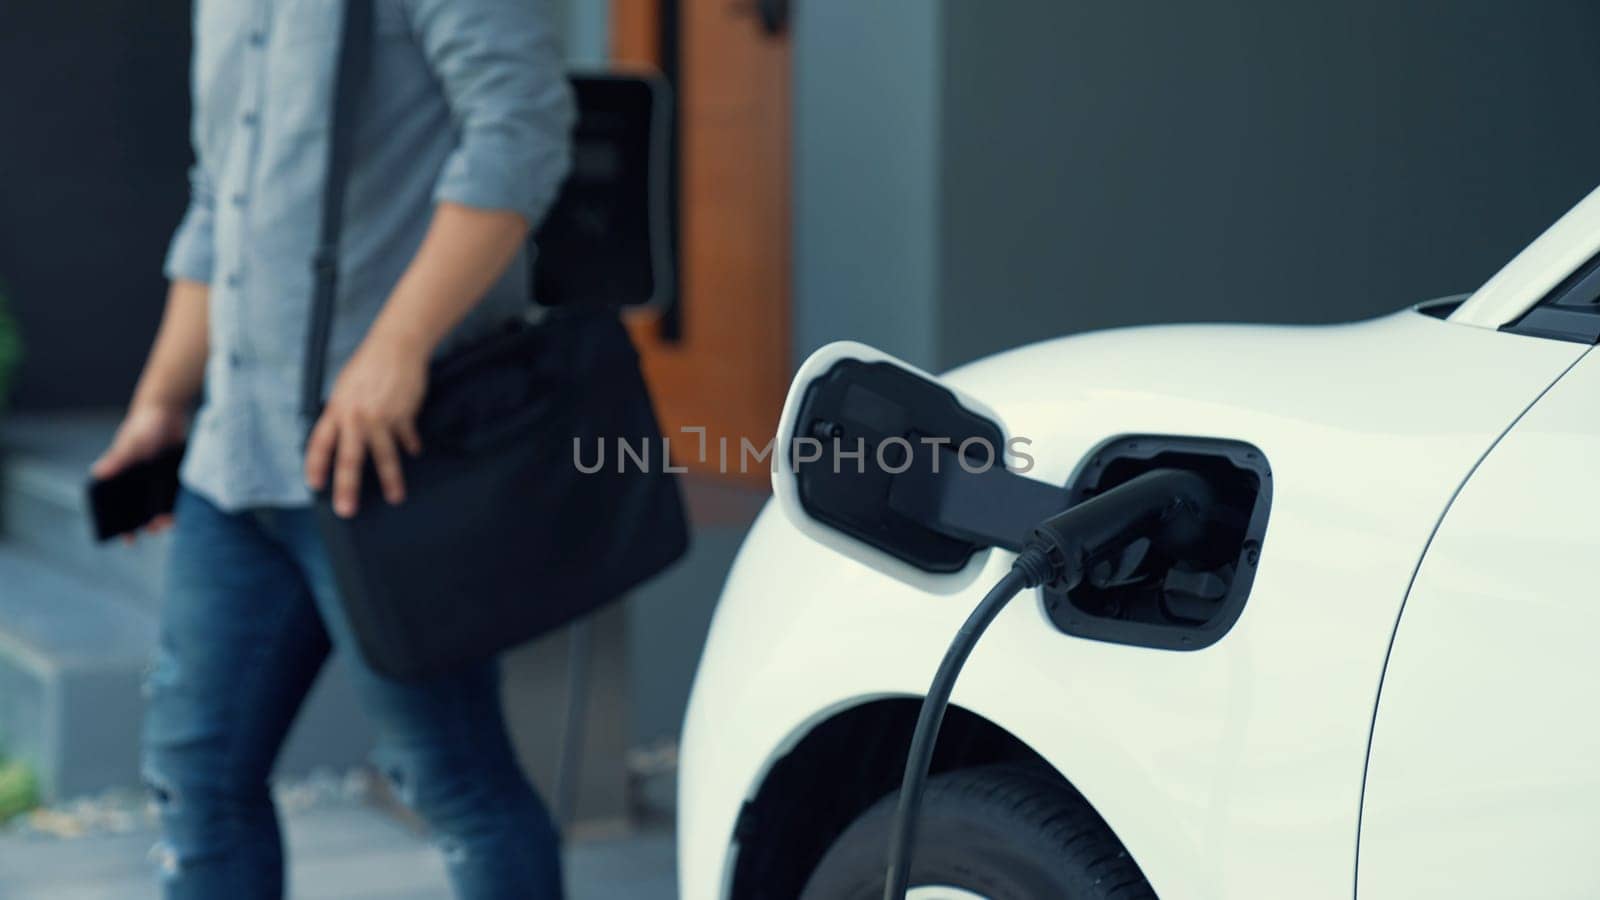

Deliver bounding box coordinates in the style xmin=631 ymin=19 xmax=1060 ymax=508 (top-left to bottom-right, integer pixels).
xmin=300 ymin=0 xmax=376 ymax=422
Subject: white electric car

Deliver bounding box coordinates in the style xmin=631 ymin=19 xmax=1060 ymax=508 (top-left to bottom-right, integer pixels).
xmin=679 ymin=183 xmax=1600 ymax=900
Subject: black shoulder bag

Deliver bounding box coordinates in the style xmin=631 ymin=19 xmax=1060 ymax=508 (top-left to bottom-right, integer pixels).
xmin=305 ymin=0 xmax=689 ymax=681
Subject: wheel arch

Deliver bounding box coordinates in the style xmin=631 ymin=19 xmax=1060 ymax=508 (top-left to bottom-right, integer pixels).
xmin=725 ymin=697 xmax=1124 ymax=899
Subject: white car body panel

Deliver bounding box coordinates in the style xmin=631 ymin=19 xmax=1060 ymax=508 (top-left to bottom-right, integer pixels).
xmin=1359 ymin=347 xmax=1599 ymax=898
xmin=679 ymin=309 xmax=1585 ymax=899
xmin=1451 ymin=183 xmax=1600 ymax=330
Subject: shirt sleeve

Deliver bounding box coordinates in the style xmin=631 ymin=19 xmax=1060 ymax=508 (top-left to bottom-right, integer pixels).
xmin=164 ymin=163 xmax=218 ymax=284
xmin=406 ymin=0 xmax=575 ymax=226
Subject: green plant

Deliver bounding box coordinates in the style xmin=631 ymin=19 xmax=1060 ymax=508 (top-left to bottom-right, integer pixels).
xmin=0 ymin=283 xmax=19 ymax=408
xmin=0 ymin=756 xmax=39 ymax=824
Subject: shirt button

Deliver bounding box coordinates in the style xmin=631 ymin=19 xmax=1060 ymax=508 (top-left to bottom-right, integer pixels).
xmin=231 ymin=192 xmax=247 ymax=207
xmin=248 ymin=31 xmax=266 ymax=47
xmin=225 ymin=272 xmax=242 ymax=288
xmin=241 ymin=112 xmax=259 ymax=128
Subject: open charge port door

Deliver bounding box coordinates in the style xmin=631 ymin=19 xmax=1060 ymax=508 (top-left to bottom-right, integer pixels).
xmin=774 ymin=344 xmax=1271 ymax=649
xmin=1047 ymin=436 xmax=1272 ymax=651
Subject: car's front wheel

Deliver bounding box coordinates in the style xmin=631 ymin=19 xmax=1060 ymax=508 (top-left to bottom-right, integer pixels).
xmin=799 ymin=764 xmax=1155 ymax=900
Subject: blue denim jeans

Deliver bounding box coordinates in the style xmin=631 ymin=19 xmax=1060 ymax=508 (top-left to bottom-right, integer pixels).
xmin=141 ymin=488 xmax=563 ymax=899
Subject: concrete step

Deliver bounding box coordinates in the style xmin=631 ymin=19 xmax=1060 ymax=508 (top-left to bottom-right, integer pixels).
xmin=0 ymin=542 xmax=378 ymax=801
xmin=0 ymin=544 xmax=156 ymax=800
xmin=0 ymin=413 xmax=377 ymax=801
xmin=0 ymin=412 xmax=164 ymax=613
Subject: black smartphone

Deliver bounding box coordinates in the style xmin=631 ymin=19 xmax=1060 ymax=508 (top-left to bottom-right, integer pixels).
xmin=86 ymin=443 xmax=187 ymax=542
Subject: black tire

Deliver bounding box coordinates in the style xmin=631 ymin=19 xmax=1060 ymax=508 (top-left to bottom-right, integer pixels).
xmin=798 ymin=764 xmax=1156 ymax=900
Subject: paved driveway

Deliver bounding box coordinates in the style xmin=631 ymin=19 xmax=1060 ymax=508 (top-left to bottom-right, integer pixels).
xmin=0 ymin=801 xmax=674 ymax=900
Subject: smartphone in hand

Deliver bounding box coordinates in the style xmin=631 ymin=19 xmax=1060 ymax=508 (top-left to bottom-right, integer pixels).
xmin=86 ymin=444 xmax=187 ymax=542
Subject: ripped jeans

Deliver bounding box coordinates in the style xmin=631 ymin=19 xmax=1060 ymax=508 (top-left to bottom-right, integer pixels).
xmin=142 ymin=488 xmax=563 ymax=899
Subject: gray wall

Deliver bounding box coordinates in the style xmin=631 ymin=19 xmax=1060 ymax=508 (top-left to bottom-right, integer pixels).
xmin=795 ymin=0 xmax=1600 ymax=372
xmin=792 ymin=0 xmax=945 ymax=369
xmin=554 ymin=0 xmax=611 ymax=69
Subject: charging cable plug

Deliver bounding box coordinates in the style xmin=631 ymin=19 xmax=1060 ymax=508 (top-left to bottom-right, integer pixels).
xmin=882 ymin=467 xmax=1214 ymax=900
xmin=1028 ymin=467 xmax=1214 ymax=593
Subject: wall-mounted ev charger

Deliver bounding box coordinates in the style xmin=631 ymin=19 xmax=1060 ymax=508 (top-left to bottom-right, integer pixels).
xmin=770 ymin=342 xmax=1271 ymax=900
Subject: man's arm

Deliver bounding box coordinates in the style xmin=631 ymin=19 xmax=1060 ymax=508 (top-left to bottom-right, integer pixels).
xmin=97 ymin=15 xmax=216 ymax=531
xmin=96 ymin=148 xmax=217 ymax=482
xmin=304 ymin=0 xmax=573 ymax=518
xmin=91 ymin=279 xmax=209 ymax=534
xmin=132 ymin=279 xmax=210 ymax=415
xmin=303 ymin=203 xmax=529 ymax=516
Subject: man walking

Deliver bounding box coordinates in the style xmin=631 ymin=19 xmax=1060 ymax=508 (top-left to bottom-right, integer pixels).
xmin=92 ymin=1 xmax=573 ymax=896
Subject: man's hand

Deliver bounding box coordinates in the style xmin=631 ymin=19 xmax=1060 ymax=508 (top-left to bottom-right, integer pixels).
xmin=304 ymin=333 xmax=428 ymax=518
xmin=303 ymin=201 xmax=528 ymax=518
xmin=91 ymin=404 xmax=191 ymax=539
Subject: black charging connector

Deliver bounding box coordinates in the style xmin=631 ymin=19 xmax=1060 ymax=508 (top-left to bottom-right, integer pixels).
xmin=881 ymin=468 xmax=1213 ymax=900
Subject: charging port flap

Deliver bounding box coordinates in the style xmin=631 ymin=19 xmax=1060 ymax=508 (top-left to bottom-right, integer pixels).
xmin=772 ymin=342 xmax=1015 ymax=593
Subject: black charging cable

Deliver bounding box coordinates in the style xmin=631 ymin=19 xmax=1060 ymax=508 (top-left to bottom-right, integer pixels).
xmin=882 ymin=468 xmax=1213 ymax=900
xmin=880 ymin=553 xmax=1048 ymax=900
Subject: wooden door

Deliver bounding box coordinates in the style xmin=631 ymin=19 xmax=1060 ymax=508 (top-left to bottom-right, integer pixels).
xmin=612 ymin=0 xmax=791 ymax=486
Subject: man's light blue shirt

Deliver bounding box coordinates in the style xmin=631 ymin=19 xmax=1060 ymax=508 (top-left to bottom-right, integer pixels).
xmin=165 ymin=0 xmax=573 ymax=511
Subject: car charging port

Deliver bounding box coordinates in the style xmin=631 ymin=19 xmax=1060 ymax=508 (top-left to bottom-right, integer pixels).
xmin=1046 ymin=435 xmax=1271 ymax=651
xmin=778 ymin=348 xmax=1278 ymax=898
